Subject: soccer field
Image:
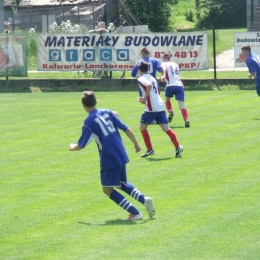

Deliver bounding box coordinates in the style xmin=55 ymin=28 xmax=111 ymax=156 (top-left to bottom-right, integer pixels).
xmin=0 ymin=90 xmax=259 ymax=260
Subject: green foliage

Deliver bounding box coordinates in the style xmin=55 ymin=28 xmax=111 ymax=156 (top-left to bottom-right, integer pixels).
xmin=26 ymin=28 xmax=38 ymax=70
xmin=195 ymin=0 xmax=247 ymax=29
xmin=123 ymin=0 xmax=178 ymax=32
xmin=185 ymin=10 xmax=194 ymax=22
xmin=11 ymin=0 xmax=18 ymax=14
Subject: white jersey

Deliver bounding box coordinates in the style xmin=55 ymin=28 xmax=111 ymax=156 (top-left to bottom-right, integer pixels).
xmin=161 ymin=61 xmax=182 ymax=87
xmin=138 ymin=74 xmax=165 ymax=112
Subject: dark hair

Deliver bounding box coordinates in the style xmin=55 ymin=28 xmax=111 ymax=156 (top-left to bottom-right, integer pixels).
xmin=138 ymin=61 xmax=149 ymax=73
xmin=241 ymin=44 xmax=251 ymax=53
xmin=162 ymin=53 xmax=171 ymax=61
xmin=81 ymin=91 xmax=97 ymax=107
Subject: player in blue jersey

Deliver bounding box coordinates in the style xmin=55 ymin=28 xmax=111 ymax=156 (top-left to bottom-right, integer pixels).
xmin=132 ymin=47 xmax=162 ymax=79
xmin=241 ymin=44 xmax=260 ymax=96
xmin=69 ymin=91 xmax=155 ymax=220
xmin=132 ymin=47 xmax=162 ymax=97
xmin=137 ymin=62 xmax=184 ymax=158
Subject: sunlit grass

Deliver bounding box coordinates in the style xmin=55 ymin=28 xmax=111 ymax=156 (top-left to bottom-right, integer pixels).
xmin=0 ymin=91 xmax=259 ymax=259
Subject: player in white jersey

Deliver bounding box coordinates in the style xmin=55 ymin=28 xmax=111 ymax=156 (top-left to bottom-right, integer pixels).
xmin=137 ymin=61 xmax=184 ymax=158
xmin=158 ymin=54 xmax=190 ymax=127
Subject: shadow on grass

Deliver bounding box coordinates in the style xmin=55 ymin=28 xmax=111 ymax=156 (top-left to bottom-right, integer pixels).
xmin=146 ymin=157 xmax=172 ymax=161
xmin=78 ymin=218 xmax=154 ymax=226
xmin=169 ymin=125 xmax=185 ymax=129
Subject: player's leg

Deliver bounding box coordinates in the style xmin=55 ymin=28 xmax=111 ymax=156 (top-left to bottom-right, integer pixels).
xmin=102 ymin=166 xmax=142 ymax=220
xmin=177 ymin=100 xmax=190 ymax=127
xmin=139 ymin=112 xmax=155 ymax=157
xmin=176 ymin=88 xmax=190 ymax=127
xmin=165 ymin=87 xmax=174 ymax=122
xmin=157 ymin=111 xmax=184 ymax=158
xmin=120 ymin=182 xmax=155 ymax=218
xmin=256 ymin=84 xmax=260 ymax=96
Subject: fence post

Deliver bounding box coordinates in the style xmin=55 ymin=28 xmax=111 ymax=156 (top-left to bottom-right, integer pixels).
xmin=5 ymin=30 xmax=8 ymax=80
xmin=213 ymin=28 xmax=217 ymax=80
xmin=0 ymin=0 xmax=4 ymax=33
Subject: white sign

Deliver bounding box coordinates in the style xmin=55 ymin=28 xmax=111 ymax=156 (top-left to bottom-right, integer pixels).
xmin=37 ymin=32 xmax=208 ymax=71
xmin=234 ymin=32 xmax=260 ymax=67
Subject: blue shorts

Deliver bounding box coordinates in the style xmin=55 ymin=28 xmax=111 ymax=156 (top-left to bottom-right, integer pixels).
xmin=101 ymin=165 xmax=127 ymax=187
xmin=165 ymin=86 xmax=185 ymax=101
xmin=140 ymin=111 xmax=168 ymax=125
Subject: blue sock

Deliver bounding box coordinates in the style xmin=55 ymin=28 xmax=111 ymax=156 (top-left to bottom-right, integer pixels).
xmin=121 ymin=182 xmax=145 ymax=204
xmin=110 ymin=190 xmax=140 ymax=215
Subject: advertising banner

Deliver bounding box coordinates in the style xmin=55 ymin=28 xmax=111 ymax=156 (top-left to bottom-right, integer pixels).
xmin=0 ymin=34 xmax=28 ymax=77
xmin=37 ymin=32 xmax=208 ymax=71
xmin=234 ymin=32 xmax=260 ymax=67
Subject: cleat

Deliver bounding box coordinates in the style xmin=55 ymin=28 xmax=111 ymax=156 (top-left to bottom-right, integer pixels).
xmin=175 ymin=145 xmax=184 ymax=158
xmin=144 ymin=197 xmax=155 ymax=218
xmin=125 ymin=212 xmax=143 ymax=220
xmin=141 ymin=149 xmax=155 ymax=158
xmin=168 ymin=112 xmax=174 ymax=123
xmin=185 ymin=119 xmax=190 ymax=128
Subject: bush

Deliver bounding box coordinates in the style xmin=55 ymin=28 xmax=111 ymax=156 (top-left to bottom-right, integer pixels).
xmin=185 ymin=10 xmax=194 ymax=22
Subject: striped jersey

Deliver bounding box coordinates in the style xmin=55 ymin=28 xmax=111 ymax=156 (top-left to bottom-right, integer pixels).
xmin=138 ymin=74 xmax=165 ymax=112
xmin=161 ymin=61 xmax=183 ymax=87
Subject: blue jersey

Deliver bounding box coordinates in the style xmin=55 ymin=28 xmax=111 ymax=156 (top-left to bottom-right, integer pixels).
xmin=246 ymin=53 xmax=260 ymax=87
xmin=131 ymin=57 xmax=162 ymax=78
xmin=77 ymin=109 xmax=129 ymax=170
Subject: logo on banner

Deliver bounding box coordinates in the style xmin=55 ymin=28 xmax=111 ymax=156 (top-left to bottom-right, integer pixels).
xmin=49 ymin=49 xmax=61 ymax=61
xmin=117 ymin=49 xmax=129 ymax=61
xmin=100 ymin=49 xmax=112 ymax=61
xmin=66 ymin=50 xmax=78 ymax=61
xmin=83 ymin=50 xmax=95 ymax=61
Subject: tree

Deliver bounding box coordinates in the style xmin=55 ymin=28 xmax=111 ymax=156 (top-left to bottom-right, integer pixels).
xmin=195 ymin=0 xmax=200 ymax=19
xmin=196 ymin=0 xmax=246 ymax=29
xmin=123 ymin=0 xmax=178 ymax=32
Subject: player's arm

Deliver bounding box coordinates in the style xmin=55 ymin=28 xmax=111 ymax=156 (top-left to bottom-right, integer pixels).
xmin=69 ymin=143 xmax=82 ymax=151
xmin=131 ymin=63 xmax=139 ymax=77
xmin=158 ymin=66 xmax=166 ymax=82
xmin=125 ymin=128 xmax=141 ymax=153
xmin=69 ymin=125 xmax=93 ymax=151
xmin=139 ymin=84 xmax=152 ymax=104
xmin=248 ymin=71 xmax=256 ymax=79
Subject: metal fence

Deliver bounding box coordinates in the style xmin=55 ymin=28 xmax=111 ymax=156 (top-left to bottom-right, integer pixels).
xmin=1 ymin=28 xmax=249 ymax=80
xmin=4 ymin=2 xmax=107 ymax=33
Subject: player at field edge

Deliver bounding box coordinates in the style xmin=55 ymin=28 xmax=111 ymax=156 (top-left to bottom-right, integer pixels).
xmin=158 ymin=53 xmax=190 ymax=127
xmin=240 ymin=44 xmax=260 ymax=96
xmin=88 ymin=22 xmax=109 ymax=78
xmin=137 ymin=61 xmax=184 ymax=158
xmin=69 ymin=91 xmax=155 ymax=221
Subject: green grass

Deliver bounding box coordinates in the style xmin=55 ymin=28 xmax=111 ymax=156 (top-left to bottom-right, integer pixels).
xmin=0 ymin=91 xmax=260 ymax=259
xmin=170 ymin=0 xmax=197 ymax=31
xmin=0 ymin=69 xmax=250 ymax=81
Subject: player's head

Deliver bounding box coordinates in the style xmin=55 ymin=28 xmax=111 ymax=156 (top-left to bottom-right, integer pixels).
xmin=140 ymin=47 xmax=150 ymax=58
xmin=162 ymin=53 xmax=171 ymax=62
xmin=81 ymin=91 xmax=97 ymax=108
xmin=241 ymin=44 xmax=251 ymax=52
xmin=138 ymin=61 xmax=149 ymax=73
xmin=241 ymin=44 xmax=251 ymax=54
